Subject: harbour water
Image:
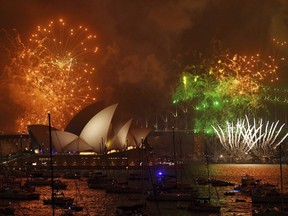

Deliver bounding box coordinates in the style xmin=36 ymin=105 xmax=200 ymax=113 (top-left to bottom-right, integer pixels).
xmin=3 ymin=163 xmax=288 ymax=216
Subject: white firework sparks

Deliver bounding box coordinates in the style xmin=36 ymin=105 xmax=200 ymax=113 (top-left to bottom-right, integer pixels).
xmin=212 ymin=116 xmax=288 ymax=158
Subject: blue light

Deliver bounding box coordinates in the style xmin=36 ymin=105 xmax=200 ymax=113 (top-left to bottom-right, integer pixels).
xmin=158 ymin=171 xmax=163 ymax=176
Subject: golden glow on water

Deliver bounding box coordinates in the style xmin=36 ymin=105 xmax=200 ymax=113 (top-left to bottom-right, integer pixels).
xmin=207 ymin=164 xmax=288 ymax=189
xmin=6 ymin=164 xmax=288 ymax=215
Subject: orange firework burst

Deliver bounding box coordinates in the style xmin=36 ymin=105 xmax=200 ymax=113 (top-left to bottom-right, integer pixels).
xmin=208 ymin=43 xmax=285 ymax=97
xmin=215 ymin=52 xmax=283 ymax=82
xmin=3 ymin=19 xmax=99 ymax=132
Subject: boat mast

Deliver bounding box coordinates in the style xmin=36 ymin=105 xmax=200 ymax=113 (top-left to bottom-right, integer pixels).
xmin=48 ymin=112 xmax=55 ymax=216
xmin=205 ymin=151 xmax=211 ymax=200
xmin=179 ymin=139 xmax=183 ymax=190
xmin=172 ymin=127 xmax=177 ymax=187
xmin=279 ymin=143 xmax=284 ymax=211
xmin=19 ymin=134 xmax=23 ymax=187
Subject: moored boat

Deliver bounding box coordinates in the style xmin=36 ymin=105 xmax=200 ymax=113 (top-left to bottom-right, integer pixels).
xmin=252 ymin=206 xmax=287 ymax=215
xmin=224 ymin=190 xmax=236 ymax=196
xmin=211 ymin=179 xmax=235 ymax=187
xmin=63 ymin=172 xmax=81 ymax=179
xmin=0 ymin=206 xmax=15 ymax=215
xmin=251 ymin=181 xmax=288 ymax=204
xmin=43 ymin=191 xmax=74 ymax=206
xmin=115 ymin=202 xmax=146 ymax=216
xmin=252 ymin=191 xmax=288 ymax=204
xmin=147 ymin=190 xmax=197 ymax=201
xmin=0 ymin=187 xmax=40 ymax=200
xmin=64 ymin=204 xmax=84 ymax=212
xmin=106 ymin=184 xmax=143 ymax=194
xmin=187 ymin=197 xmax=221 ymax=213
xmin=87 ymin=173 xmax=114 ymax=189
xmin=234 ymin=174 xmax=262 ymax=194
xmin=24 ymin=178 xmax=68 ymax=190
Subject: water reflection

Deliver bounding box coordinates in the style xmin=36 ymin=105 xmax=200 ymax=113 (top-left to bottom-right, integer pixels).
xmin=3 ymin=163 xmax=288 ymax=216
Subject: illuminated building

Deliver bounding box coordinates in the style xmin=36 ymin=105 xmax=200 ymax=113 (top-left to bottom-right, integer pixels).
xmin=20 ymin=102 xmax=153 ymax=168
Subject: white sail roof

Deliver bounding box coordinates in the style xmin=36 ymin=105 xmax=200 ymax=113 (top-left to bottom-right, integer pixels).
xmin=129 ymin=126 xmax=153 ymax=147
xmin=63 ymin=137 xmax=94 ymax=152
xmin=80 ymin=103 xmax=118 ymax=153
xmin=107 ymin=119 xmax=133 ymax=151
xmin=51 ymin=130 xmax=79 ymax=152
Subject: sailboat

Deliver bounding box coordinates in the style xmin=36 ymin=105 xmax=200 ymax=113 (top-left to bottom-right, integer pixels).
xmin=185 ymin=152 xmax=221 ymax=213
xmin=114 ymin=138 xmax=150 ymax=215
xmin=147 ymin=128 xmax=198 ymax=202
xmin=251 ymin=143 xmax=288 ymax=209
xmin=63 ymin=180 xmax=85 ymax=212
xmin=251 ymin=143 xmax=288 ymax=216
xmin=0 ymin=151 xmax=40 ymax=201
xmin=115 ymin=203 xmax=147 ymax=216
xmin=43 ymin=113 xmax=74 ymax=214
xmin=43 ymin=191 xmax=74 ymax=206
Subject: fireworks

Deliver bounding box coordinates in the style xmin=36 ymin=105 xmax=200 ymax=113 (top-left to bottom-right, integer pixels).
xmin=172 ymin=43 xmax=285 ymax=133
xmin=212 ymin=116 xmax=288 ymax=159
xmin=209 ymin=49 xmax=285 ymax=101
xmin=212 ymin=38 xmax=285 ymax=83
xmin=214 ymin=53 xmax=283 ymax=82
xmin=173 ymin=71 xmax=265 ymax=133
xmin=2 ymin=19 xmax=99 ymax=132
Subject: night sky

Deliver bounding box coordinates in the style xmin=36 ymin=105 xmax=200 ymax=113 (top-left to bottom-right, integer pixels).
xmin=1 ymin=0 xmax=288 ymax=133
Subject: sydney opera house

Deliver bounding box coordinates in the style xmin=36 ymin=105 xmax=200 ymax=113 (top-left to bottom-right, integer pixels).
xmin=29 ymin=103 xmax=152 ymax=154
xmin=0 ymin=102 xmax=157 ymax=169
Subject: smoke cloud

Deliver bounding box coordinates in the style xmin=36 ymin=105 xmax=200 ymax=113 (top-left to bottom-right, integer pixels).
xmin=0 ymin=0 xmax=288 ymax=133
